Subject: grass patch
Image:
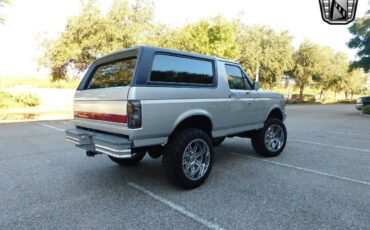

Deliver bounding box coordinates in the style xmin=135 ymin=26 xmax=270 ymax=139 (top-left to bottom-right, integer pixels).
xmin=0 ymin=113 xmax=37 ymax=120
xmin=0 ymin=91 xmax=40 ymax=108
xmin=1 ymin=78 xmax=79 ymax=89
xmin=363 ymin=105 xmax=370 ymax=115
xmin=286 ymin=100 xmax=322 ymax=105
xmin=331 ymin=99 xmax=357 ymax=104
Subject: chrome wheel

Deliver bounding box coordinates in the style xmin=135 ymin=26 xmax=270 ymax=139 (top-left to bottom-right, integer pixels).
xmin=264 ymin=124 xmax=285 ymax=152
xmin=182 ymin=139 xmax=211 ymax=181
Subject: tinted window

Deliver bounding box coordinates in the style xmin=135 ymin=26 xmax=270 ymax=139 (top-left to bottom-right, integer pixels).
xmin=150 ymin=54 xmax=214 ymax=85
xmin=87 ymin=58 xmax=136 ymax=89
xmin=225 ymin=65 xmax=244 ymax=90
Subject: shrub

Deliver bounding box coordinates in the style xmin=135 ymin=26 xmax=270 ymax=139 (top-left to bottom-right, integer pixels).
xmin=0 ymin=91 xmax=40 ymax=108
xmin=14 ymin=93 xmax=40 ymax=107
xmin=336 ymin=99 xmax=357 ymax=104
xmin=363 ymin=105 xmax=370 ymax=115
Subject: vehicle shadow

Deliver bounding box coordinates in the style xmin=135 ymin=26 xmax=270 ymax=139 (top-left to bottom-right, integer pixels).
xmin=72 ymin=137 xmax=261 ymax=192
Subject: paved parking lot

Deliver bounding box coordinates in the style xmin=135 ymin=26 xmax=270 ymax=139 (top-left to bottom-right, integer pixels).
xmin=1 ymin=104 xmax=369 ymax=229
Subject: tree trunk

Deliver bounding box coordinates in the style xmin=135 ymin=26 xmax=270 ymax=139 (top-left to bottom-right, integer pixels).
xmin=299 ymin=84 xmax=304 ymax=101
xmin=345 ymin=91 xmax=348 ymax=100
xmin=319 ymin=90 xmax=324 ymax=100
xmin=351 ymin=92 xmax=354 ymax=100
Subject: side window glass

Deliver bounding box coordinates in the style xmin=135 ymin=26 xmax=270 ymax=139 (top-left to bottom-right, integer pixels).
xmin=150 ymin=54 xmax=214 ymax=85
xmin=225 ymin=65 xmax=245 ymax=90
xmin=242 ymin=72 xmax=252 ymax=90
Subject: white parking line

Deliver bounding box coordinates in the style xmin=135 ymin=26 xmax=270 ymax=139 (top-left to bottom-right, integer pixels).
xmin=39 ymin=121 xmax=370 ymax=186
xmin=304 ymin=128 xmax=370 ymax=138
xmin=288 ymin=138 xmax=370 ymax=153
xmin=128 ymin=182 xmax=225 ymax=230
xmin=230 ymin=153 xmax=370 ymax=187
xmin=38 ymin=123 xmax=65 ymax=132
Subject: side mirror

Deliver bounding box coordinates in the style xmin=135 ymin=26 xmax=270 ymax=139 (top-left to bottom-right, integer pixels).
xmin=253 ymin=82 xmax=260 ymax=90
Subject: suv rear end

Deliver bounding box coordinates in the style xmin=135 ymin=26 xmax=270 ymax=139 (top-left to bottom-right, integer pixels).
xmin=66 ymin=47 xmax=141 ymax=158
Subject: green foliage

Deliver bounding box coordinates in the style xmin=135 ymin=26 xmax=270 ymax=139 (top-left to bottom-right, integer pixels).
xmin=314 ymin=50 xmax=349 ymax=99
xmin=237 ymin=25 xmax=294 ymax=89
xmin=363 ymin=105 xmax=370 ymax=115
xmin=159 ymin=16 xmax=240 ymax=60
xmin=335 ymin=99 xmax=357 ymax=104
xmin=348 ymin=8 xmax=370 ymax=73
xmin=14 ymin=93 xmax=40 ymax=107
xmin=287 ymin=40 xmax=321 ymax=100
xmin=0 ymin=0 xmax=11 ymax=24
xmin=0 ymin=91 xmax=40 ymax=108
xmin=344 ymin=68 xmax=368 ymax=98
xmin=39 ymin=0 xmax=366 ymax=98
xmin=40 ymin=0 xmax=155 ymax=81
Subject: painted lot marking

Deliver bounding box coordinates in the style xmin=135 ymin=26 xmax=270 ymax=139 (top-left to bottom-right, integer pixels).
xmin=39 ymin=123 xmax=225 ymax=229
xmin=128 ymin=182 xmax=225 ymax=230
xmin=39 ymin=122 xmax=370 ymax=186
xmin=303 ymin=128 xmax=370 ymax=138
xmin=38 ymin=123 xmax=65 ymax=132
xmin=288 ymin=138 xmax=370 ymax=153
xmin=39 ymin=122 xmax=370 ymax=153
xmin=230 ymin=153 xmax=370 ymax=187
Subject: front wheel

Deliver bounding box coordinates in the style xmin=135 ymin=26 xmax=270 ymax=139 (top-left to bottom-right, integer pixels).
xmin=162 ymin=128 xmax=214 ymax=189
xmin=251 ymin=118 xmax=287 ymax=157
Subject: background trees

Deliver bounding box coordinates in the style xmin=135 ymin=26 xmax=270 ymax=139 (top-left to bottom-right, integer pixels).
xmin=237 ymin=25 xmax=294 ymax=89
xmin=288 ymin=41 xmax=321 ymax=100
xmin=159 ymin=16 xmax=240 ymax=61
xmin=348 ymin=9 xmax=370 ymax=73
xmin=344 ymin=69 xmax=368 ymax=99
xmin=40 ymin=0 xmax=369 ymax=101
xmin=40 ymin=0 xmax=155 ymax=81
xmin=0 ymin=0 xmax=11 ymax=24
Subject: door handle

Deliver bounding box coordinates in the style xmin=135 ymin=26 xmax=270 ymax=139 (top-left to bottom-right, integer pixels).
xmin=228 ymin=93 xmax=236 ymax=99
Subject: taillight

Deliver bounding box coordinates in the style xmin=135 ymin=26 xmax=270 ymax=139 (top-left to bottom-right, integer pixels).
xmin=127 ymin=100 xmax=142 ymax=128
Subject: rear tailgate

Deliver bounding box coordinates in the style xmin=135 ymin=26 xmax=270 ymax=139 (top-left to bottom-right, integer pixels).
xmin=74 ymin=87 xmax=130 ymax=136
xmin=73 ymin=54 xmax=138 ymax=136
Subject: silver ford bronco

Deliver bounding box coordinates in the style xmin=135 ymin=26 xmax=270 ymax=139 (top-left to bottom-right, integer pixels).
xmin=65 ymin=46 xmax=287 ymax=189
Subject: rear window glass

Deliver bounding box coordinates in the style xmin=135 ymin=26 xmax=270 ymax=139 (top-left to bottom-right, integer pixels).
xmin=87 ymin=58 xmax=136 ymax=89
xmin=150 ymin=54 xmax=214 ymax=85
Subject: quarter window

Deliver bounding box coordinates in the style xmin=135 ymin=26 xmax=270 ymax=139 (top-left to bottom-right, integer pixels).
xmin=150 ymin=54 xmax=214 ymax=85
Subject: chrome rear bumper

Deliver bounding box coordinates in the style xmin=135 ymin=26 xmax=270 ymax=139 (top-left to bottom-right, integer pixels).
xmin=65 ymin=128 xmax=132 ymax=158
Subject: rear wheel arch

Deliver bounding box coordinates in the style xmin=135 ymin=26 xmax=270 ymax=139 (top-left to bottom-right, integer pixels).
xmin=171 ymin=114 xmax=213 ymax=139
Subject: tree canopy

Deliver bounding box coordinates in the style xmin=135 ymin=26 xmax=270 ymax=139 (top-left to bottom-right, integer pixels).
xmin=159 ymin=16 xmax=240 ymax=61
xmin=237 ymin=25 xmax=294 ymax=89
xmin=39 ymin=0 xmax=155 ymax=81
xmin=348 ymin=8 xmax=370 ymax=72
xmin=40 ymin=0 xmax=368 ymax=100
xmin=287 ymin=40 xmax=321 ymax=100
xmin=0 ymin=0 xmax=11 ymax=24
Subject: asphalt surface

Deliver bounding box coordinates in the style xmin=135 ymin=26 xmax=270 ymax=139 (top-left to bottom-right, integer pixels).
xmin=1 ymin=104 xmax=370 ymax=229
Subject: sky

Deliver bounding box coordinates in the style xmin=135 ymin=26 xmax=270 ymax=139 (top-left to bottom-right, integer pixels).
xmin=0 ymin=0 xmax=369 ymax=78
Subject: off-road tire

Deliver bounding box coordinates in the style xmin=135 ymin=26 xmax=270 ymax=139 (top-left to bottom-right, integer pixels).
xmin=162 ymin=128 xmax=214 ymax=189
xmin=251 ymin=118 xmax=287 ymax=157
